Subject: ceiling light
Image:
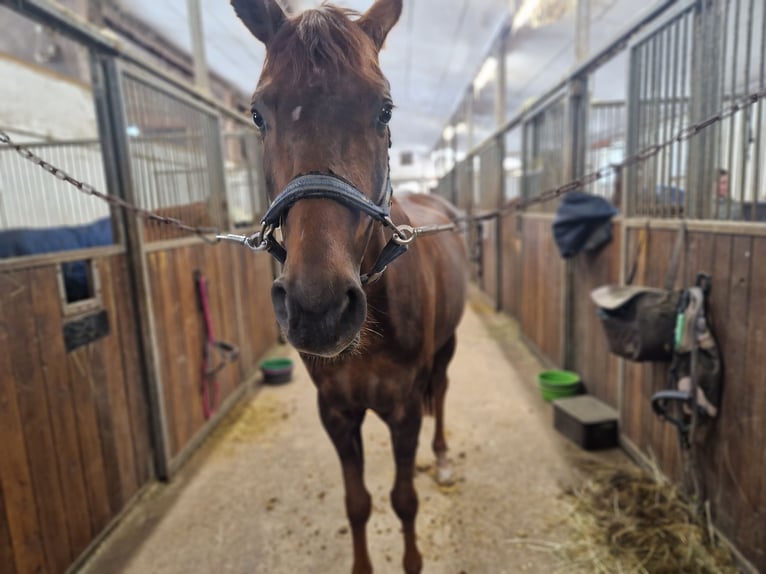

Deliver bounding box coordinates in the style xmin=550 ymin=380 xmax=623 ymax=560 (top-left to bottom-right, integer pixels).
xmin=473 ymin=57 xmax=498 ymax=94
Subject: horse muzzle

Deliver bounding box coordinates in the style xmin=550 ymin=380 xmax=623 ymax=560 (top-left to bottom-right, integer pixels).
xmin=271 ymin=275 xmax=367 ymax=357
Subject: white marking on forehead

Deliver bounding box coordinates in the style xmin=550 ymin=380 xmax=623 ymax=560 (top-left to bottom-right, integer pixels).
xmin=292 ymin=106 xmax=302 ymax=122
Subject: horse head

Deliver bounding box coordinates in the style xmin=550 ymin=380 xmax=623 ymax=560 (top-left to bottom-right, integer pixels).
xmin=232 ymin=0 xmax=403 ymax=358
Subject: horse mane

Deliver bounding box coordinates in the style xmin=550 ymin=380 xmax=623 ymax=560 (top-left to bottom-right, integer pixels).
xmin=262 ymin=4 xmax=389 ymax=92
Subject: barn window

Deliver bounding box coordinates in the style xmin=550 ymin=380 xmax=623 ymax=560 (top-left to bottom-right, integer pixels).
xmin=58 ymin=259 xmax=103 ymax=316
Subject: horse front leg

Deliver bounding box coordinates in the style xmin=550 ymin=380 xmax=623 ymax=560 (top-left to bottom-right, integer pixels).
xmin=318 ymin=398 xmax=373 ymax=574
xmin=386 ymin=401 xmax=424 ymax=574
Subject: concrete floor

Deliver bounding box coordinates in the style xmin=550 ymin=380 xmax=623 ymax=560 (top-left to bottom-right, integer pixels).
xmin=78 ymin=292 xmax=628 ymax=574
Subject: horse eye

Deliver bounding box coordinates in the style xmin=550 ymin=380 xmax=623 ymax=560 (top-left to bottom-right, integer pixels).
xmin=378 ymin=105 xmax=393 ymax=125
xmin=252 ymin=109 xmax=265 ymax=130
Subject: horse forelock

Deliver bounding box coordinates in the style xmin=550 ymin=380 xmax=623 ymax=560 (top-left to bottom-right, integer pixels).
xmin=260 ymin=4 xmax=389 ymax=93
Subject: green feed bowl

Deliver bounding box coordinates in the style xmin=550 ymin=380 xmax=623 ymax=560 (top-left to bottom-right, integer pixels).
xmin=537 ymin=370 xmax=581 ymax=402
xmin=260 ymin=357 xmax=294 ymax=385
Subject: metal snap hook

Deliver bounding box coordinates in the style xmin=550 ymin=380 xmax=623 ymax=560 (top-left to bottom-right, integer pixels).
xmin=392 ymin=224 xmax=416 ymax=245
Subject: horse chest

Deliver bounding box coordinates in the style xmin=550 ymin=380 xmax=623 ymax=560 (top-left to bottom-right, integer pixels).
xmin=309 ymin=359 xmax=420 ymax=415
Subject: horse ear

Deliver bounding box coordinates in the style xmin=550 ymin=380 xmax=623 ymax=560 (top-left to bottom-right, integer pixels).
xmin=358 ymin=0 xmax=403 ymax=51
xmin=231 ymin=0 xmax=287 ymax=47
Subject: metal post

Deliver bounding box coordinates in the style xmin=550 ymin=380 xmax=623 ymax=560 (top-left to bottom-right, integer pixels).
xmin=90 ymin=53 xmax=172 ymax=479
xmin=187 ymin=0 xmax=210 ymax=95
xmin=562 ymin=76 xmax=588 ymax=370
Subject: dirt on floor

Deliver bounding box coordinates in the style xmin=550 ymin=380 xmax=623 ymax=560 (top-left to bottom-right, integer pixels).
xmin=78 ymin=290 xmax=630 ymax=574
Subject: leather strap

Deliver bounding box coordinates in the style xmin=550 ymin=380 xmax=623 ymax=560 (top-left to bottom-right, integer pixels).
xmin=262 ymin=173 xmax=392 ymax=229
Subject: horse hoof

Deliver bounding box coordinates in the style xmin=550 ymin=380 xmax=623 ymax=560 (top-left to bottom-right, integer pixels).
xmin=435 ymin=465 xmax=454 ymax=486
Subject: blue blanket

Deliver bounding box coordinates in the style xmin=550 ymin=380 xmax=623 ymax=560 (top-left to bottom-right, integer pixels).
xmin=0 ymin=218 xmax=114 ymax=301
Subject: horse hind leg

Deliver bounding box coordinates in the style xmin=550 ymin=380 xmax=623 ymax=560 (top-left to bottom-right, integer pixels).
xmin=318 ymin=399 xmax=373 ymax=574
xmin=427 ymin=334 xmax=457 ymax=486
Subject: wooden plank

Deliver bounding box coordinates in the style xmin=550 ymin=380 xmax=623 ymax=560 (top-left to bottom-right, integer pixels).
xmin=85 ymin=319 xmax=124 ymax=517
xmin=1 ymin=269 xmax=72 ymax=572
xmin=714 ymin=237 xmax=752 ymax=545
xmin=112 ymin=255 xmax=154 ymax=487
xmin=220 ymin=246 xmax=244 ymax=396
xmin=0 ymin=486 xmax=18 ymax=574
xmin=174 ymin=245 xmax=205 ymax=436
xmin=67 ymin=345 xmax=113 ymax=534
xmin=726 ymin=235 xmax=759 ymax=560
xmin=233 ymin=248 xmax=254 ymax=375
xmin=0 ymin=273 xmax=45 ymax=574
xmin=206 ymin=245 xmax=236 ymax=404
xmin=162 ymin=246 xmax=191 ymax=456
xmin=27 ymin=265 xmax=93 ymax=561
xmin=705 ymin=234 xmax=736 ymax=535
xmin=98 ymin=257 xmax=140 ymax=504
xmin=743 ymin=238 xmax=766 ymax=572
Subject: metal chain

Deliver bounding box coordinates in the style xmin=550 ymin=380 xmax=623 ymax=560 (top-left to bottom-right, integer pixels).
xmin=2 ymin=83 xmax=766 ymax=243
xmin=0 ymin=131 xmax=221 ymax=243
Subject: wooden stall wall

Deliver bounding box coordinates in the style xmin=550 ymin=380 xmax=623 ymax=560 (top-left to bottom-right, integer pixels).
xmin=519 ymin=215 xmax=564 ymax=366
xmin=500 ymin=211 xmax=523 ymax=321
xmin=146 ymin=243 xmax=276 ymax=459
xmin=0 ymin=252 xmax=152 ymax=574
xmin=479 ymin=216 xmax=499 ymax=308
xmin=621 ymin=225 xmax=766 ymax=572
xmin=570 ymin=221 xmax=622 ymax=408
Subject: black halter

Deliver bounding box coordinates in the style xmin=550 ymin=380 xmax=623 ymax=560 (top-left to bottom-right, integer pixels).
xmin=258 ymin=171 xmax=408 ymax=284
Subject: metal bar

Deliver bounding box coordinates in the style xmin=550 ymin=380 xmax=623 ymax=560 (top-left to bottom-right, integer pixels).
xmin=752 ymin=0 xmax=766 ymax=222
xmin=668 ymin=18 xmax=680 ymax=217
xmin=625 ymin=43 xmax=640 ymax=216
xmin=658 ymin=27 xmax=668 ymax=218
xmin=97 ymin=54 xmax=172 ymax=479
xmin=738 ymin=0 xmax=755 ymax=221
xmin=661 ymin=24 xmax=674 ymax=216
xmin=726 ymin=0 xmax=742 ymax=221
xmin=681 ymin=10 xmax=692 ymax=218
xmin=714 ymin=0 xmax=731 ymax=220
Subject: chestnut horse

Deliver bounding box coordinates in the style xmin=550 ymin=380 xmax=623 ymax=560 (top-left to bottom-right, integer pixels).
xmin=231 ymin=1 xmax=468 ymax=572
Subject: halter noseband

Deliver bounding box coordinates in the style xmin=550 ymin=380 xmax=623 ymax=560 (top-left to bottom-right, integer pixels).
xmin=256 ymin=172 xmax=409 ymax=284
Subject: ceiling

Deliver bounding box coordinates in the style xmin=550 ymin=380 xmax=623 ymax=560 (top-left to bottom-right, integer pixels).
xmin=114 ymin=0 xmax=659 ymax=160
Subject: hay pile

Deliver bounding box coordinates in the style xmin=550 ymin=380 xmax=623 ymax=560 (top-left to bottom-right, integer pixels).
xmin=559 ymin=462 xmax=739 ymax=574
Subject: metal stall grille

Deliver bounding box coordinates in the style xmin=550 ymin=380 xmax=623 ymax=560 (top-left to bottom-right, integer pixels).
xmin=223 ymin=130 xmax=263 ymax=227
xmin=0 ymin=139 xmax=111 ymax=229
xmin=120 ymin=67 xmax=226 ymax=242
xmin=626 ymin=0 xmax=766 ymax=222
xmin=712 ymin=0 xmax=766 ymax=221
xmin=586 ymin=102 xmax=626 ymax=200
xmin=522 ymin=95 xmax=566 ymax=212
xmin=627 ymin=3 xmax=695 ymax=218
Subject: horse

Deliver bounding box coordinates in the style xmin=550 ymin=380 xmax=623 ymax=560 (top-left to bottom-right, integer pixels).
xmin=230 ymin=1 xmax=468 ymax=572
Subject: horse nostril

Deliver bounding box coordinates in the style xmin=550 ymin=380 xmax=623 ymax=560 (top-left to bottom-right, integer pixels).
xmin=271 ymin=282 xmax=288 ymax=321
xmin=341 ymin=285 xmax=365 ymax=325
